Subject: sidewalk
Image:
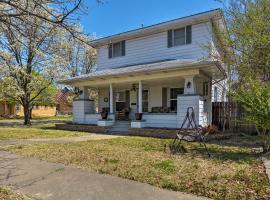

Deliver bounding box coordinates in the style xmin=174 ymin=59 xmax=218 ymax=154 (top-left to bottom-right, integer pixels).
xmin=0 ymin=150 xmax=209 ymax=200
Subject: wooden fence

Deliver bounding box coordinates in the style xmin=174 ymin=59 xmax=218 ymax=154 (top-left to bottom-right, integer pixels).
xmin=212 ymin=102 xmax=256 ymax=134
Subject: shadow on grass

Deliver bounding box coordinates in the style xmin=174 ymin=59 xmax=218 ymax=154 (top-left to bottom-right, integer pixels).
xmin=174 ymin=141 xmax=262 ymax=164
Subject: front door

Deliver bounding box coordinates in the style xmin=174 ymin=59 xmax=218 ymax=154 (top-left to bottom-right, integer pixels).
xmin=115 ymin=91 xmax=130 ymax=120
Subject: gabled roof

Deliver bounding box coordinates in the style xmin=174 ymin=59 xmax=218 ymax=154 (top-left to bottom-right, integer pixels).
xmin=90 ymin=9 xmax=223 ymax=47
xmin=58 ymin=59 xmax=225 ymax=85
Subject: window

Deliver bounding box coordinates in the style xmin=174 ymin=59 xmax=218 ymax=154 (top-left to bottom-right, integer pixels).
xmin=170 ymin=88 xmax=184 ymax=112
xmin=108 ymin=40 xmax=125 ymax=58
xmin=142 ymin=90 xmax=149 ymax=112
xmin=115 ymin=91 xmax=126 ymax=112
xmin=115 ymin=92 xmax=126 ymax=102
xmin=203 ymin=82 xmax=209 ymax=96
xmin=214 ymin=86 xmax=218 ymax=102
xmin=167 ymin=25 xmax=192 ymax=47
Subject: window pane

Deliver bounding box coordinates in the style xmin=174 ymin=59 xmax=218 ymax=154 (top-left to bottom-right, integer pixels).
xmin=170 ymin=88 xmax=184 ymax=99
xmin=170 ymin=100 xmax=177 ymax=112
xmin=174 ymin=28 xmax=185 ymax=46
xmin=113 ymin=42 xmax=121 ymax=57
xmin=116 ymin=92 xmax=125 ymax=102
xmin=142 ymin=90 xmax=148 ymax=112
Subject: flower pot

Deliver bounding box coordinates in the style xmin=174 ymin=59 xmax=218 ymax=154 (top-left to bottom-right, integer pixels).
xmin=135 ymin=113 xmax=143 ymax=120
xmin=101 ymin=112 xmax=108 ymax=120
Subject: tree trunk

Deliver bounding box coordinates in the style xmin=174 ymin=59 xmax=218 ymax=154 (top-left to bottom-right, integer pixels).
xmin=30 ymin=107 xmax=33 ymax=119
xmin=23 ymin=101 xmax=31 ymax=125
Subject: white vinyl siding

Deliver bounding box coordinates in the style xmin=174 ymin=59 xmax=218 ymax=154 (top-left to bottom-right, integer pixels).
xmin=96 ymin=22 xmax=212 ymax=70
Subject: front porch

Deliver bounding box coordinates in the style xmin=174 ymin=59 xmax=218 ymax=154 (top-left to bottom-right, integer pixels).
xmin=72 ymin=69 xmax=213 ymax=130
xmin=58 ymin=59 xmax=225 ymax=130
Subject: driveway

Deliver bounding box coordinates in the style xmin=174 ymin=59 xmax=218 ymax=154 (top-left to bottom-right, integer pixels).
xmin=0 ymin=150 xmax=209 ymax=200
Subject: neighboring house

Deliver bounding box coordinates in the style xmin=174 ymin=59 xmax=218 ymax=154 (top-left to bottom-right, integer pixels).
xmin=0 ymin=102 xmax=56 ymax=117
xmin=59 ymin=9 xmax=228 ymax=130
xmin=56 ymin=88 xmax=73 ymax=115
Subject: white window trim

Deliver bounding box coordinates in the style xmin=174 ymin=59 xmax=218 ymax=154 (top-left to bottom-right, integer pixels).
xmin=172 ymin=26 xmax=187 ymax=47
xmin=110 ymin=41 xmax=125 ymax=59
xmin=172 ymin=27 xmax=187 ymax=47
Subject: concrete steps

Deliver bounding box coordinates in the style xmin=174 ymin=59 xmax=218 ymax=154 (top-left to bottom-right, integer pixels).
xmin=109 ymin=121 xmax=131 ymax=133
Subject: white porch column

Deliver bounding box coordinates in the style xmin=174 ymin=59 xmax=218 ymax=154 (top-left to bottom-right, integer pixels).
xmin=176 ymin=75 xmax=206 ymax=128
xmin=109 ymin=83 xmax=113 ymax=114
xmin=79 ymin=86 xmax=89 ymax=99
xmin=184 ymin=75 xmax=196 ymax=94
xmin=138 ymin=80 xmax=142 ymax=113
xmin=73 ymin=86 xmax=94 ymax=124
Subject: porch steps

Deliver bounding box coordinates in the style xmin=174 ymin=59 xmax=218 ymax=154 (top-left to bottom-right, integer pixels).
xmin=109 ymin=121 xmax=131 ymax=133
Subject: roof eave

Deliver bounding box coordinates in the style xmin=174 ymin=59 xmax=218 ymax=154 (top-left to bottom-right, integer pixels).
xmin=58 ymin=60 xmax=218 ymax=85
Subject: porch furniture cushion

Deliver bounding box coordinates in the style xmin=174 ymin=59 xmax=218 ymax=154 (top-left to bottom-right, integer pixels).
xmin=151 ymin=106 xmax=172 ymax=113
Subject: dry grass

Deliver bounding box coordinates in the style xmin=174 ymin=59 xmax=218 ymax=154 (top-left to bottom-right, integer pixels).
xmin=0 ymin=187 xmax=30 ymax=200
xmin=0 ymin=124 xmax=86 ymax=140
xmin=9 ymin=137 xmax=270 ymax=200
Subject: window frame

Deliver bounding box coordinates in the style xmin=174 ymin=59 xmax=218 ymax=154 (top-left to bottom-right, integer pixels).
xmin=214 ymin=86 xmax=218 ymax=102
xmin=169 ymin=88 xmax=184 ymax=112
xmin=108 ymin=40 xmax=125 ymax=59
xmin=172 ymin=27 xmax=186 ymax=46
xmin=168 ymin=25 xmax=192 ymax=48
xmin=203 ymin=82 xmax=209 ymax=96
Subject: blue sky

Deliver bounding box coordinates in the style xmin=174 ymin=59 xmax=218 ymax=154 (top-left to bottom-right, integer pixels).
xmin=80 ymin=0 xmax=222 ymax=38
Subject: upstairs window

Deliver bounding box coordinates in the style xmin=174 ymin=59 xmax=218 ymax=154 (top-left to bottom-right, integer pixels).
xmin=108 ymin=40 xmax=125 ymax=58
xmin=167 ymin=25 xmax=192 ymax=48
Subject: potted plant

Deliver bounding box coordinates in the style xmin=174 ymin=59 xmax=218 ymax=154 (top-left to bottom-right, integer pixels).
xmin=135 ymin=113 xmax=143 ymax=120
xmin=101 ymin=108 xmax=108 ymax=120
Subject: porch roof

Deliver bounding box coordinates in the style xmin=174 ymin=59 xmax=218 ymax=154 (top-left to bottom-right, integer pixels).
xmin=58 ymin=59 xmax=226 ymax=86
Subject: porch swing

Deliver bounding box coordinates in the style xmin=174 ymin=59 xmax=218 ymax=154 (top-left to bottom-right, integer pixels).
xmin=164 ymin=107 xmax=211 ymax=157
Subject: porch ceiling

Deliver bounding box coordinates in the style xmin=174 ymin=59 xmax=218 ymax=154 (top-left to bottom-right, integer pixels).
xmin=58 ymin=59 xmax=226 ymax=87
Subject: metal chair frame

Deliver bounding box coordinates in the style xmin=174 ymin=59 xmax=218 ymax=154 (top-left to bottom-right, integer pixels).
xmin=167 ymin=107 xmax=210 ymax=157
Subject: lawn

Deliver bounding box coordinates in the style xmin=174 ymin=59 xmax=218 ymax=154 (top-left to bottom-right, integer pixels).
xmin=0 ymin=115 xmax=72 ymax=123
xmin=0 ymin=124 xmax=86 ymax=140
xmin=8 ymin=137 xmax=270 ymax=200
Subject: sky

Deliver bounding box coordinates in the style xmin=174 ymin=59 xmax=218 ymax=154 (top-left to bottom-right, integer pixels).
xmin=80 ymin=0 xmax=222 ymax=38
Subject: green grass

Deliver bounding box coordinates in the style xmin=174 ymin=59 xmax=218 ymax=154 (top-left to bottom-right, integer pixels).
xmin=8 ymin=137 xmax=270 ymax=199
xmin=0 ymin=124 xmax=85 ymax=140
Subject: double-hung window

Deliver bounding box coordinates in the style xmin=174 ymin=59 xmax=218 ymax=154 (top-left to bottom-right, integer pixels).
xmin=108 ymin=40 xmax=126 ymax=58
xmin=170 ymin=88 xmax=184 ymax=112
xmin=167 ymin=25 xmax=192 ymax=47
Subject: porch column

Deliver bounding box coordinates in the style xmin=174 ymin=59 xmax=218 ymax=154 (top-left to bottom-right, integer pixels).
xmin=183 ymin=75 xmax=196 ymax=94
xmin=109 ymin=83 xmax=113 ymax=114
xmin=79 ymin=86 xmax=89 ymax=99
xmin=138 ymin=80 xmax=142 ymax=113
xmin=73 ymin=86 xmax=94 ymax=124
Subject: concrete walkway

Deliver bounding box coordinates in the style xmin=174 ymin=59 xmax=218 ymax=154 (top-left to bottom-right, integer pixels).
xmin=0 ymin=134 xmax=121 ymax=147
xmin=0 ymin=151 xmax=209 ymax=200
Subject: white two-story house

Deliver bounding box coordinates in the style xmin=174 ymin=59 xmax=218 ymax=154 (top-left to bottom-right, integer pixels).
xmin=60 ymin=9 xmax=228 ymax=131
